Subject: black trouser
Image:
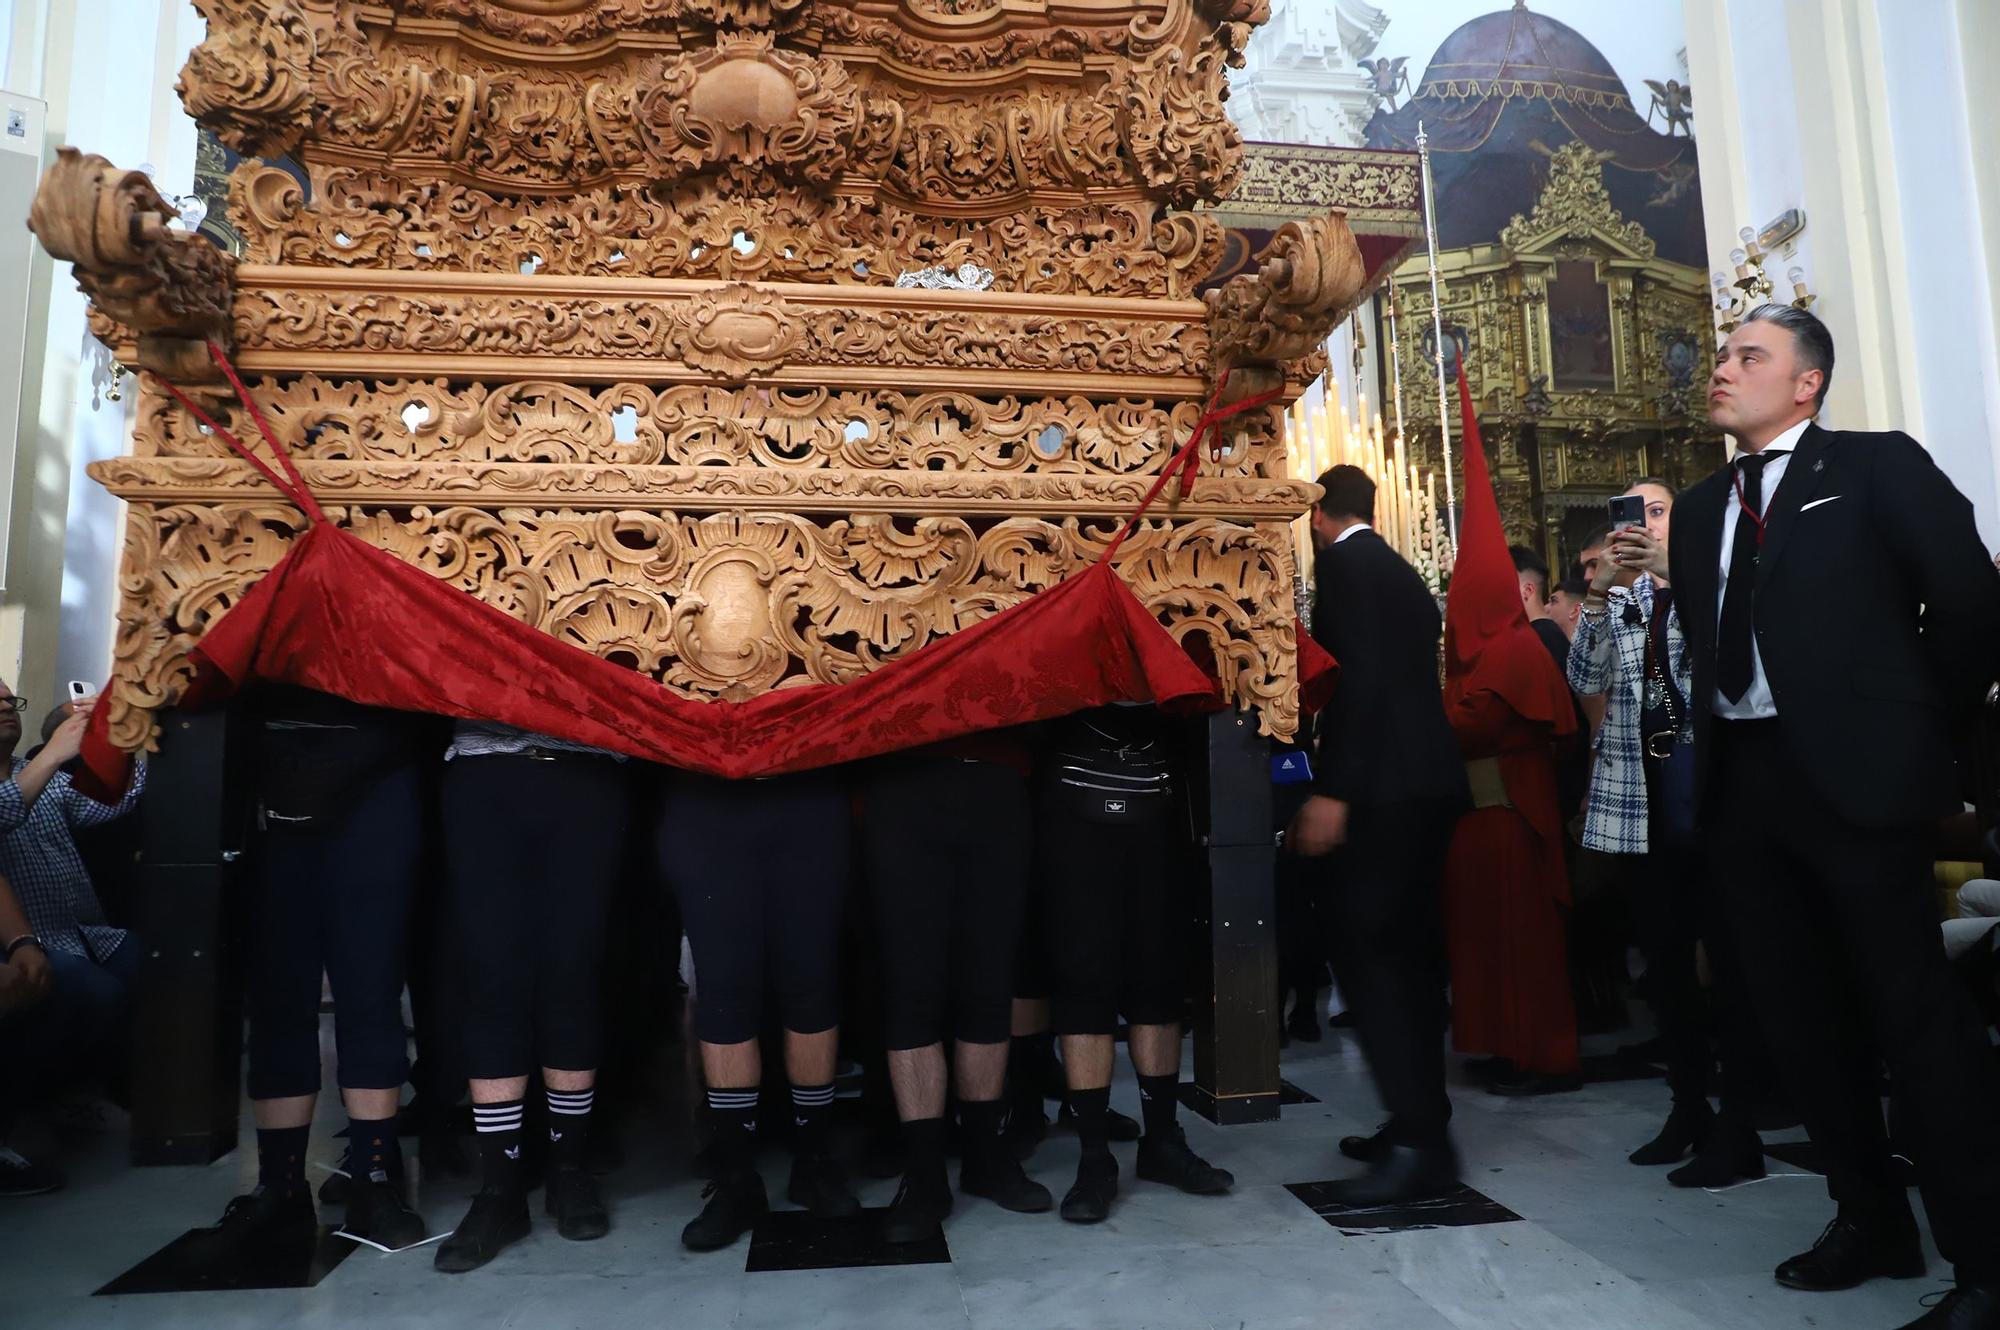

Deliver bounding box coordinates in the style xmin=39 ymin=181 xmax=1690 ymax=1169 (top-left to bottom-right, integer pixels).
xmin=662 ymin=773 xmax=849 ymax=1046
xmin=1624 ymin=842 xmax=1759 ymax=1121
xmin=443 ymin=753 xmax=630 ymax=1078
xmin=862 ymin=755 xmax=1029 ymax=1051
xmin=246 ymin=765 xmax=422 ymax=1100
xmin=1711 ymin=719 xmax=2000 ymax=1282
xmin=1037 ymin=785 xmax=1183 ymax=1036
xmin=1320 ymin=797 xmax=1459 ymax=1148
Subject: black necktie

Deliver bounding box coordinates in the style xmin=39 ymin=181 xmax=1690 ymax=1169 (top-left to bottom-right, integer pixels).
xmin=1716 ymin=452 xmax=1777 ymax=704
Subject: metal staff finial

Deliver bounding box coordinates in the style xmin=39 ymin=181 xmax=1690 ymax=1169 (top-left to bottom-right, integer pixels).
xmin=1416 ymin=121 xmax=1459 ymax=550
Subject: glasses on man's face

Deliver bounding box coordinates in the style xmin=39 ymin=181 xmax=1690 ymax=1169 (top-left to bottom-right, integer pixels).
xmin=0 ymin=697 xmax=25 ymax=713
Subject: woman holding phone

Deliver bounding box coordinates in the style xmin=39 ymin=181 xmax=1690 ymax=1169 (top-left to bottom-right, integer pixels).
xmin=1568 ymin=479 xmax=1765 ymax=1188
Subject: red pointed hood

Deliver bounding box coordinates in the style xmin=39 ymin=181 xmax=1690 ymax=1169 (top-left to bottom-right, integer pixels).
xmin=1442 ymin=365 xmax=1576 ymax=731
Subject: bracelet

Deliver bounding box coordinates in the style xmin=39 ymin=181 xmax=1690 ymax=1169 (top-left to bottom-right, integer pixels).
xmin=3 ymin=934 xmax=44 ymax=960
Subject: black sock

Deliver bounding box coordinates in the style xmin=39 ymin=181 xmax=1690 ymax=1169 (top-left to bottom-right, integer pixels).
xmin=346 ymin=1115 xmax=402 ymax=1185
xmin=791 ymin=1083 xmax=836 ymax=1159
xmin=960 ymin=1097 xmax=1007 ymax=1147
xmin=902 ymin=1116 xmax=947 ymax=1184
xmin=472 ymin=1098 xmax=526 ymax=1196
xmin=546 ymin=1086 xmax=593 ymax=1170
xmin=256 ymin=1123 xmax=311 ymax=1198
xmin=1007 ymin=1039 xmax=1045 ymax=1115
xmin=707 ymin=1087 xmax=760 ymax=1177
xmin=1068 ymin=1087 xmax=1111 ymax=1157
xmin=1136 ymin=1074 xmax=1179 ymax=1137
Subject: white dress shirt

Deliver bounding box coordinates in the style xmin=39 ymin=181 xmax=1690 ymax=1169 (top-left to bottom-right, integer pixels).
xmin=1713 ymin=417 xmax=1811 ymax=719
xmin=1333 ymin=521 xmax=1373 ymax=545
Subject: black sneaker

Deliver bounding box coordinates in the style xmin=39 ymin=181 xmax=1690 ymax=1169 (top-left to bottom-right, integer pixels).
xmin=434 ymin=1189 xmax=531 ymax=1273
xmin=786 ymin=1153 xmax=860 ymax=1219
xmin=1136 ymin=1124 xmax=1234 ymax=1195
xmin=181 ymin=1186 xmax=318 ymax=1269
xmin=682 ymin=1172 xmax=768 ymax=1252
xmin=0 ymin=1146 xmax=65 ymax=1197
xmin=546 ymin=1164 xmax=610 ymax=1241
xmin=343 ymin=1175 xmax=426 ymax=1250
xmin=316 ymin=1154 xmax=351 ymax=1207
xmin=960 ymin=1137 xmax=1052 ymax=1213
xmin=882 ymin=1169 xmax=953 ymax=1245
xmin=1060 ymin=1151 xmax=1119 ymax=1224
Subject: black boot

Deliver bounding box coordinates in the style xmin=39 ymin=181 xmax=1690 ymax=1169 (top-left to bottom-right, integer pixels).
xmin=1059 ymin=1150 xmax=1119 ymax=1224
xmin=1630 ymin=1101 xmax=1715 ymax=1166
xmin=343 ymin=1175 xmax=427 ymax=1250
xmin=1666 ymin=1117 xmax=1764 ymax=1189
xmin=1774 ymin=1210 xmax=1925 ymax=1291
xmin=434 ymin=1188 xmax=531 ymax=1273
xmin=1340 ymin=1121 xmax=1393 ymax=1164
xmin=883 ymin=1165 xmax=953 ymax=1244
xmin=1324 ymin=1143 xmax=1461 ymax=1207
xmin=786 ymin=1152 xmax=860 ymax=1219
xmin=546 ymin=1165 xmax=610 ymax=1241
xmin=1135 ymin=1123 xmax=1233 ymax=1195
xmin=182 ymin=1187 xmax=319 ymax=1270
xmin=682 ymin=1170 xmax=768 ymax=1252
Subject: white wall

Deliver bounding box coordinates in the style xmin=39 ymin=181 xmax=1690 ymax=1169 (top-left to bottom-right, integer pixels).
xmin=1685 ymin=0 xmax=2000 ymax=546
xmin=0 ymin=0 xmax=197 ymax=709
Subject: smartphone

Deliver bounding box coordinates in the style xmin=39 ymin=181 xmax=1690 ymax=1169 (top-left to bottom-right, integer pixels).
xmin=67 ymin=680 xmax=94 ymax=703
xmin=1607 ymin=494 xmax=1646 ymax=531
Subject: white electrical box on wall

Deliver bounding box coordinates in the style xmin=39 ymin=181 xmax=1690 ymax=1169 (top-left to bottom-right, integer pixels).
xmin=0 ymin=91 xmax=44 ymax=592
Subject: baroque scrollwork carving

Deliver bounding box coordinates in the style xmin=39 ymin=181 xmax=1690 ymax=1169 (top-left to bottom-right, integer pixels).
xmin=1205 ymin=211 xmax=1367 ymax=370
xmin=1112 ymin=45 xmax=1243 ymax=208
xmin=101 ymin=503 xmax=1304 ymax=752
xmin=27 ymin=148 xmax=236 ymax=342
xmin=178 ymin=0 xmax=316 ymax=158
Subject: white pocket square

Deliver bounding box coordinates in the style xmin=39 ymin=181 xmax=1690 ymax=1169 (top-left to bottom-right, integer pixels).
xmin=1800 ymin=495 xmax=1843 ymax=512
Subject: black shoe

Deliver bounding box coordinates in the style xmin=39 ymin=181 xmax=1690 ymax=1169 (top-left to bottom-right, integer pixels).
xmin=1327 ymin=1009 xmax=1357 ymax=1029
xmin=434 ymin=1188 xmax=531 ymax=1273
xmin=343 ymin=1175 xmax=427 ymax=1250
xmin=1323 ymin=1144 xmax=1461 ymax=1208
xmin=0 ymin=1146 xmax=65 ymax=1197
xmin=1667 ymin=1121 xmax=1765 ymax=1189
xmin=316 ymin=1161 xmax=351 ymax=1207
xmin=1059 ymin=1151 xmax=1119 ymax=1224
xmin=786 ymin=1153 xmax=860 ymax=1219
xmin=420 ymin=1127 xmax=471 ymax=1182
xmin=1774 ymin=1213 xmax=1925 ymax=1291
xmin=961 ymin=1137 xmax=1053 ymax=1213
xmin=182 ymin=1186 xmax=318 ymax=1269
xmin=1898 ymin=1285 xmax=2000 ymax=1329
xmin=1136 ymin=1124 xmax=1233 ymax=1195
xmin=882 ymin=1169 xmax=953 ymax=1244
xmin=682 ymin=1172 xmax=768 ymax=1252
xmin=1487 ymin=1068 xmax=1582 ymax=1097
xmin=1340 ymin=1122 xmax=1393 ymax=1164
xmin=545 ymin=1165 xmax=610 ymax=1241
xmin=1630 ymin=1102 xmax=1715 ymax=1166
xmin=1285 ymin=1002 xmax=1323 ymax=1044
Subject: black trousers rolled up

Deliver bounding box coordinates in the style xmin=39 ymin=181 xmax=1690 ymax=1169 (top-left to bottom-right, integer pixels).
xmin=1319 ymin=797 xmax=1459 ymax=1148
xmin=1711 ymin=718 xmax=2000 ymax=1283
xmin=442 ymin=752 xmax=630 ymax=1078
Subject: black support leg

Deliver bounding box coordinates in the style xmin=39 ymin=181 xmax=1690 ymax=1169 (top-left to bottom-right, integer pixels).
xmin=127 ymin=707 xmax=248 ymax=1165
xmin=1187 ymin=710 xmax=1279 ymax=1124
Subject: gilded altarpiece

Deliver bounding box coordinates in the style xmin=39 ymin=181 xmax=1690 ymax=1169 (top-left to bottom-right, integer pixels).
xmin=28 ymin=0 xmax=1387 ymax=755
xmin=1388 ymin=141 xmax=1723 ymax=565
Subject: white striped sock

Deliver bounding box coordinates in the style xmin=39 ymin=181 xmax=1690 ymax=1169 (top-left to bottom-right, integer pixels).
xmin=547 ymin=1088 xmax=594 ymax=1117
xmin=790 ymin=1084 xmax=836 ymax=1107
xmin=473 ymin=1102 xmax=524 ymax=1133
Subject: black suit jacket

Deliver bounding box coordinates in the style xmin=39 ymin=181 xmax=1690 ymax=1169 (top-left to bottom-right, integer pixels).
xmin=1669 ymin=423 xmax=2000 ymax=828
xmin=1310 ymin=530 xmax=1468 ymax=809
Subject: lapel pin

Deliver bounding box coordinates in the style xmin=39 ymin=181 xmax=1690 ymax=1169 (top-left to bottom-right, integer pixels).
xmin=1814 ymin=459 xmax=1824 ymax=473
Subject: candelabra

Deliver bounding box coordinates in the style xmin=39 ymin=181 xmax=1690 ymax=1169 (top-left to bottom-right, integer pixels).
xmin=1712 ymin=214 xmax=1816 ymax=334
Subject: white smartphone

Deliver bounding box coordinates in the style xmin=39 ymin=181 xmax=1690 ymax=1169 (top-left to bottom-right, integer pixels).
xmin=67 ymin=680 xmax=94 ymax=702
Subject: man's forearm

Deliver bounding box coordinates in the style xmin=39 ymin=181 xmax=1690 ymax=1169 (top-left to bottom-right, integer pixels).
xmin=7 ymin=752 xmax=61 ymax=819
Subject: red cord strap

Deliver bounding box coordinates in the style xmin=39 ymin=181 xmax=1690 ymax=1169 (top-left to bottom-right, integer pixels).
xmin=1098 ymin=371 xmax=1286 ymax=564
xmin=148 ymin=340 xmax=326 ymax=526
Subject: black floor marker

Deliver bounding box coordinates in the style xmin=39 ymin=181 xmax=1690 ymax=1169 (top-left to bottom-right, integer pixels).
xmin=95 ymin=1225 xmax=355 ymax=1295
xmin=744 ymin=1207 xmax=951 ymax=1273
xmin=1284 ymin=1181 xmax=1523 ymax=1236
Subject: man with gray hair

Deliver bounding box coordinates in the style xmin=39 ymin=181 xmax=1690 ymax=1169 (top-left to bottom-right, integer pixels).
xmin=1618 ymin=304 xmax=2000 ymax=1329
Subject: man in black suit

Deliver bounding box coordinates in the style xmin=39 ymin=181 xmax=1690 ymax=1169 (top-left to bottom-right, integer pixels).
xmin=1289 ymin=465 xmax=1470 ymax=1205
xmin=1625 ymin=304 xmax=2000 ymax=1330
